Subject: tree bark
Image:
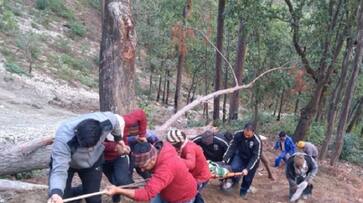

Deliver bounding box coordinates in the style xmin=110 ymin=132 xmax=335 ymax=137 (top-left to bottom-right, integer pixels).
xmin=0 ymin=179 xmax=48 ymax=191
xmin=331 ymin=1 xmax=363 ymax=165
xmin=277 ymin=89 xmax=285 ymax=121
xmin=346 ymin=96 xmax=363 ymax=133
xmin=149 ymin=63 xmax=154 ymax=99
xmin=315 ymin=86 xmax=327 ymax=122
xmin=156 ymin=74 xmax=162 ymax=102
xmin=229 ymin=19 xmax=247 ymax=120
xmin=174 ymin=0 xmax=192 ymax=112
xmin=294 ymin=91 xmax=301 ymax=116
xmin=162 ymin=68 xmax=167 ymax=103
xmin=187 ymin=70 xmax=197 ymax=104
xmin=213 ymin=0 xmax=225 ymax=121
xmin=320 ymin=38 xmax=354 ymax=160
xmin=165 ymin=69 xmax=170 ymax=105
xmin=99 ymin=0 xmax=137 ymax=115
xmin=222 ymin=30 xmax=230 ymax=123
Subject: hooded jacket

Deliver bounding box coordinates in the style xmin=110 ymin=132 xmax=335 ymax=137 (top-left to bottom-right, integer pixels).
xmin=180 ymin=141 xmax=211 ymax=183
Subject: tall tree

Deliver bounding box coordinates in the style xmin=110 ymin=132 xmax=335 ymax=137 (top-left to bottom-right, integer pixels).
xmin=346 ymin=96 xmax=363 ymax=133
xmin=284 ymin=0 xmax=347 ymax=141
xmin=331 ymin=0 xmax=363 ymax=165
xmin=229 ymin=19 xmax=247 ymax=120
xmin=174 ymin=0 xmax=192 ymax=112
xmin=99 ymin=0 xmax=137 ymax=114
xmin=213 ymin=0 xmax=226 ymax=121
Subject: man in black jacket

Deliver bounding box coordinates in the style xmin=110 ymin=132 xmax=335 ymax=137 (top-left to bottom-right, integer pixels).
xmin=192 ymin=131 xmax=233 ymax=162
xmin=222 ymin=123 xmax=262 ymax=198
xmin=286 ymin=153 xmax=318 ymax=201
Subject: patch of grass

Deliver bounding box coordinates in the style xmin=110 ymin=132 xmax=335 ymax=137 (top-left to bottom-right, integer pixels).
xmin=54 ymin=37 xmax=72 ymax=53
xmin=87 ymin=0 xmax=100 ymax=10
xmin=79 ymin=73 xmax=98 ymax=88
xmin=5 ymin=62 xmax=28 ymax=76
xmin=35 ymin=0 xmax=74 ymax=20
xmin=68 ymin=20 xmax=87 ymax=38
xmin=0 ymin=9 xmax=18 ymax=33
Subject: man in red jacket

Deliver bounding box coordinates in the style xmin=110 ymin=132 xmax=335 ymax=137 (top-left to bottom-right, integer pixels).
xmin=105 ymin=141 xmax=197 ymax=203
xmin=166 ymin=129 xmax=211 ymax=192
xmin=103 ymin=109 xmax=149 ymax=202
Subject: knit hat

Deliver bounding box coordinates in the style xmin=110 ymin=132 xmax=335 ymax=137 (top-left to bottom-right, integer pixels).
xmin=132 ymin=142 xmax=158 ymax=167
xmin=297 ymin=141 xmax=305 ymax=149
xmin=166 ymin=129 xmax=186 ymax=144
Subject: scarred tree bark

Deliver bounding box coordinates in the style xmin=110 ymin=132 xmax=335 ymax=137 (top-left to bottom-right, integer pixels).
xmin=213 ymin=0 xmax=225 ymax=121
xmin=331 ymin=0 xmax=363 ymax=165
xmin=99 ymin=0 xmax=137 ymax=115
xmin=229 ymin=19 xmax=247 ymax=120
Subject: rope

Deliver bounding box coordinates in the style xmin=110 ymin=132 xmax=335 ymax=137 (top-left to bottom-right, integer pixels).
xmin=63 ymin=179 xmax=147 ymax=203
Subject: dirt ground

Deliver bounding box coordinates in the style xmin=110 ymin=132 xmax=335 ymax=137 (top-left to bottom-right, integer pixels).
xmin=1 ymin=143 xmax=363 ymax=203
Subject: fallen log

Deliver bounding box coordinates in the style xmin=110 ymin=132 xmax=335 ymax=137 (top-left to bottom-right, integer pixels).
xmin=0 ymin=126 xmax=218 ymax=176
xmin=0 ymin=179 xmax=48 ymax=191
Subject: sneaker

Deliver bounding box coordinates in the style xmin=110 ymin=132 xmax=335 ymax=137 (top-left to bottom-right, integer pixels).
xmin=240 ymin=191 xmax=247 ymax=199
xmin=222 ymin=179 xmax=233 ymax=190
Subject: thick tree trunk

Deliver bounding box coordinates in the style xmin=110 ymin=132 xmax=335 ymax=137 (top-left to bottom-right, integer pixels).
xmin=320 ymin=38 xmax=353 ymax=160
xmin=174 ymin=0 xmax=191 ymax=112
xmin=99 ymin=0 xmax=137 ymax=115
xmin=229 ymin=19 xmax=247 ymax=120
xmin=331 ymin=2 xmax=363 ymax=165
xmin=346 ymin=96 xmax=363 ymax=133
xmin=0 ymin=135 xmax=53 ymax=176
xmin=277 ymin=89 xmax=285 ymax=121
xmin=156 ymin=74 xmax=162 ymax=102
xmin=213 ymin=0 xmax=225 ymax=121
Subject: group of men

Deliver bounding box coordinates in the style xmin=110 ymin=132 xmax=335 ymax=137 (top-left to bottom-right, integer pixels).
xmin=273 ymin=131 xmax=319 ymax=201
xmin=47 ymin=109 xmax=319 ymax=203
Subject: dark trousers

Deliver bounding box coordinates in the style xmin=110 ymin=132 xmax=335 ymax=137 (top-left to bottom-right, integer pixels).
xmin=230 ymin=154 xmax=259 ymax=194
xmin=103 ymin=156 xmax=133 ymax=202
xmin=63 ymin=164 xmax=103 ymax=203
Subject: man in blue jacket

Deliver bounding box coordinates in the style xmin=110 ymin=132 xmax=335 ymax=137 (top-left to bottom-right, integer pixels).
xmin=274 ymin=131 xmax=296 ymax=167
xmin=222 ymin=123 xmax=262 ymax=198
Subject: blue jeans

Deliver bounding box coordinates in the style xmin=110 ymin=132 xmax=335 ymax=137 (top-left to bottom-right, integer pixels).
xmin=103 ymin=156 xmax=133 ymax=202
xmin=274 ymin=152 xmax=290 ymax=167
xmin=151 ymin=194 xmax=195 ymax=203
xmin=230 ymin=154 xmax=259 ymax=194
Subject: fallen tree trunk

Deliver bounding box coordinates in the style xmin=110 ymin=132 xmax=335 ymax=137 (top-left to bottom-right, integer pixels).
xmin=0 ymin=179 xmax=48 ymax=191
xmin=0 ymin=127 xmax=218 ymax=176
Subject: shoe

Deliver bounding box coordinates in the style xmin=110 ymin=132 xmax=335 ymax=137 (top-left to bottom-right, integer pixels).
xmin=222 ymin=179 xmax=233 ymax=190
xmin=240 ymin=191 xmax=247 ymax=199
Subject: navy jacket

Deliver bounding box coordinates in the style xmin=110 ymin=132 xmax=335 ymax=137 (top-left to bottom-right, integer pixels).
xmin=223 ymin=131 xmax=262 ymax=171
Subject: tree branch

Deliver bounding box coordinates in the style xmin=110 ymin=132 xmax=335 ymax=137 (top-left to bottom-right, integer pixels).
xmin=158 ymin=65 xmax=291 ymax=131
xmin=284 ymin=0 xmax=317 ymax=82
xmin=185 ymin=26 xmax=239 ymax=86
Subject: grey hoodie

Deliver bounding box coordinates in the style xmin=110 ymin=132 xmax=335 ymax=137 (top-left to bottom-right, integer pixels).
xmin=48 ymin=112 xmax=122 ymax=197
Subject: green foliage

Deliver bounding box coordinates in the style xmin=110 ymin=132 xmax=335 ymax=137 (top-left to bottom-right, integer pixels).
xmin=16 ymin=32 xmax=41 ymax=67
xmin=340 ymin=133 xmax=363 ymax=165
xmin=87 ymin=0 xmax=100 ymax=10
xmin=35 ymin=0 xmax=74 ymax=20
xmin=5 ymin=62 xmax=27 ymax=76
xmin=306 ymin=122 xmax=325 ymax=145
xmin=68 ymin=21 xmax=87 ymax=38
xmin=54 ymin=37 xmax=72 ymax=53
xmin=0 ymin=9 xmax=18 ymax=32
